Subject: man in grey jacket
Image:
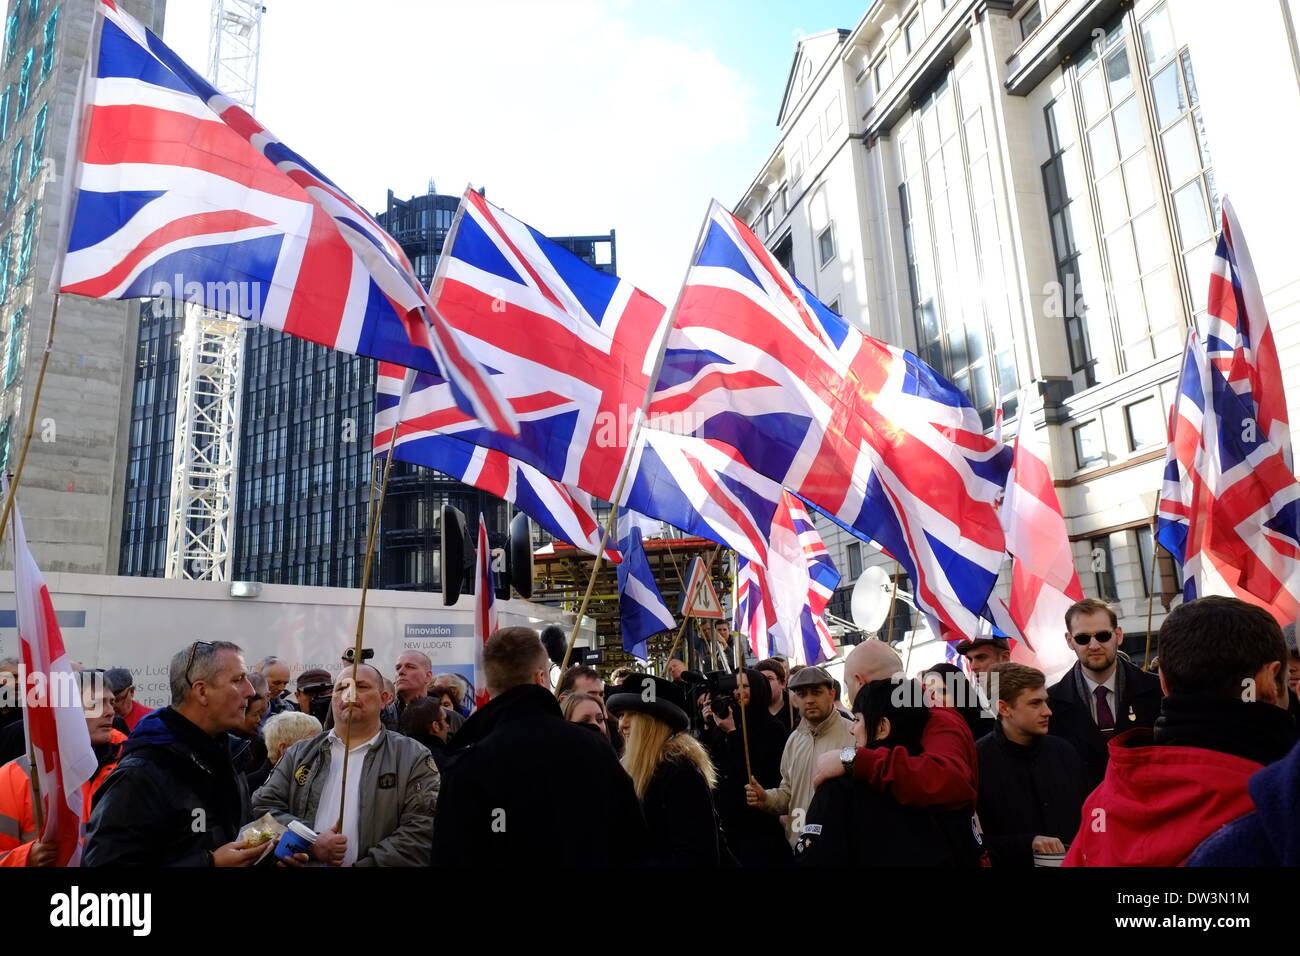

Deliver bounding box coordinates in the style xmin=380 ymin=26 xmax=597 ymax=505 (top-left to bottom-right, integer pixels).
xmin=252 ymin=661 xmax=438 ymax=866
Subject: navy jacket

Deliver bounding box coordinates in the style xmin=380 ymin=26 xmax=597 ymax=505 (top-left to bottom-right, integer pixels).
xmin=1186 ymin=736 xmax=1300 ymax=866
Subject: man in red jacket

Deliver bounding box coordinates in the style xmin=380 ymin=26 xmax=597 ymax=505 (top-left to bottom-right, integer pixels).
xmin=1065 ymin=596 xmax=1296 ymax=867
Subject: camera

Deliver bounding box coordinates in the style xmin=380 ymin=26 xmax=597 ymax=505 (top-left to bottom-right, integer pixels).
xmin=341 ymin=647 xmax=374 ymax=664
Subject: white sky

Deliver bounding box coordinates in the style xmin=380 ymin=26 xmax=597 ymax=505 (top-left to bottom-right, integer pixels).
xmin=163 ymin=0 xmax=766 ymax=303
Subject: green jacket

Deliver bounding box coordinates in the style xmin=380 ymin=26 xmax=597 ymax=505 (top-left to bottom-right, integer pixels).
xmin=251 ymin=729 xmax=439 ymax=866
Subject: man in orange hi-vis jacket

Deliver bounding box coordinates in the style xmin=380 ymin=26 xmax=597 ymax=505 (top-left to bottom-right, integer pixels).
xmin=0 ymin=671 xmax=125 ymax=866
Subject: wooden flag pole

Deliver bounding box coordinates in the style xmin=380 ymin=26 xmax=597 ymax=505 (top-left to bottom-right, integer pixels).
xmin=734 ymin=627 xmax=754 ymax=785
xmin=0 ymin=295 xmax=61 ymax=556
xmin=335 ymin=417 xmax=400 ymax=832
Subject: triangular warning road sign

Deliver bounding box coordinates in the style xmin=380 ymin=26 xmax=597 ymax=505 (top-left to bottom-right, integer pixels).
xmin=680 ymin=556 xmax=725 ymax=619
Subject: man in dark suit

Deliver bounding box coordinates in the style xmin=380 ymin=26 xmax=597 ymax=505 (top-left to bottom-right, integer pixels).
xmin=1047 ymin=598 xmax=1162 ymax=790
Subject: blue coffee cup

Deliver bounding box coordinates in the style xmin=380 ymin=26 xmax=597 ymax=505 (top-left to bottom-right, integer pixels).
xmin=274 ymin=821 xmax=318 ymax=861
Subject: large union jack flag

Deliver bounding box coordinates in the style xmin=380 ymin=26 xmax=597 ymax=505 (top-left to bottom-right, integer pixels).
xmin=1157 ymin=329 xmax=1300 ymax=621
xmin=374 ymin=362 xmax=616 ymax=560
xmin=60 ymin=0 xmax=514 ymax=434
xmin=645 ymin=201 xmax=1009 ymax=639
xmin=379 ymin=186 xmax=667 ymax=502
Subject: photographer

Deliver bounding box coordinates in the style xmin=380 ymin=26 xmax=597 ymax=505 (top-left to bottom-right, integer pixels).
xmin=698 ymin=668 xmax=791 ymax=866
xmin=294 ymin=668 xmax=334 ymax=721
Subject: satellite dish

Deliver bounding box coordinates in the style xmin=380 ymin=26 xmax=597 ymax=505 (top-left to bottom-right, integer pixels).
xmin=850 ymin=566 xmax=893 ymax=632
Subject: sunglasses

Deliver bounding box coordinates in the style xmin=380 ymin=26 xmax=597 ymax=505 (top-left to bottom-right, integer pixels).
xmin=1071 ymin=630 xmax=1114 ymax=646
xmin=184 ymin=641 xmax=216 ymax=686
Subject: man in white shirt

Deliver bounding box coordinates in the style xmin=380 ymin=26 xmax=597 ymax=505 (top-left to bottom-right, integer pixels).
xmin=252 ymin=662 xmax=440 ymax=866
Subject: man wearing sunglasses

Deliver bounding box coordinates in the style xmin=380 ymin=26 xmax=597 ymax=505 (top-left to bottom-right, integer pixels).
xmin=83 ymin=640 xmax=264 ymax=867
xmin=1047 ymin=598 xmax=1162 ymax=789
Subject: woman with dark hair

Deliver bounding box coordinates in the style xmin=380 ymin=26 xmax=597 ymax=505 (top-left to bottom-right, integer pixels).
xmin=795 ymin=678 xmax=983 ymax=866
xmin=699 ymin=667 xmax=792 ymax=866
xmin=921 ymin=663 xmax=996 ymax=741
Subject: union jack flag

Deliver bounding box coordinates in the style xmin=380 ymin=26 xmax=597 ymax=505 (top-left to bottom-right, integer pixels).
xmin=647 ymin=202 xmax=1010 ymax=639
xmin=60 ymin=1 xmax=514 ymax=434
xmin=1203 ymin=197 xmax=1291 ymax=468
xmin=374 ymin=363 xmax=616 ymax=560
xmin=384 ymin=186 xmax=667 ymax=501
xmin=1156 ymin=330 xmax=1300 ymax=620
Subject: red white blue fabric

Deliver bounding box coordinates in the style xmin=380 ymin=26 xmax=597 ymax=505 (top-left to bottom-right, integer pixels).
xmin=1157 ymin=330 xmax=1300 ymax=621
xmin=61 ymin=1 xmax=514 ymax=435
xmin=472 ymin=515 xmax=498 ymax=710
xmin=374 ymin=363 xmax=616 ymax=560
xmin=382 ymin=186 xmax=667 ymax=502
xmin=644 ymin=201 xmax=1009 ymax=639
xmin=10 ymin=496 xmax=98 ymax=866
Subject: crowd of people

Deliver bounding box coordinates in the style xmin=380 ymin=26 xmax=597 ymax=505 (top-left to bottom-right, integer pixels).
xmin=0 ymin=594 xmax=1297 ymax=867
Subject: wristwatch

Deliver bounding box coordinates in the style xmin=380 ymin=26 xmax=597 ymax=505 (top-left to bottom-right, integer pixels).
xmin=839 ymin=746 xmax=856 ymax=775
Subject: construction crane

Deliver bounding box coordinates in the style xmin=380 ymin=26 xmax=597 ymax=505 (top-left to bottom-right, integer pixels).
xmin=163 ymin=1 xmax=266 ymax=581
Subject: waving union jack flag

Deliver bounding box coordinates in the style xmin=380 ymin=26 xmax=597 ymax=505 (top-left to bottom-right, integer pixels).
xmin=644 ymin=202 xmax=1010 ymax=639
xmin=60 ymin=0 xmax=515 ymax=434
xmin=379 ymin=187 xmax=667 ymax=502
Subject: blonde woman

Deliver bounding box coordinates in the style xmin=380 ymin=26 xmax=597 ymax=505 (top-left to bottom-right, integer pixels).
xmin=606 ymin=674 xmax=721 ymax=866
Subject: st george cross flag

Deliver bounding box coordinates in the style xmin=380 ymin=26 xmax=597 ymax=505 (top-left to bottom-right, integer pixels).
xmin=472 ymin=515 xmax=498 ymax=710
xmin=1157 ymin=331 xmax=1300 ymax=621
xmin=647 ymin=202 xmax=1009 ymax=639
xmin=11 ymin=498 xmax=98 ymax=866
xmin=61 ymin=1 xmax=514 ymax=435
xmin=387 ymin=186 xmax=667 ymax=501
xmin=999 ymin=409 xmax=1082 ymax=683
xmin=374 ymin=363 xmax=617 ymax=561
xmin=1203 ymin=198 xmax=1291 ymax=468
xmin=616 ymin=510 xmax=675 ymax=660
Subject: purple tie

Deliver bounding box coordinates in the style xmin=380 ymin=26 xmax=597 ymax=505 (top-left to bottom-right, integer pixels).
xmin=1094 ymin=685 xmax=1115 ymax=733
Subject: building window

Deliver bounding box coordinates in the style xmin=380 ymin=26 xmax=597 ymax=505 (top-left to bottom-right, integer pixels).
xmin=1135 ymin=524 xmax=1155 ymax=597
xmin=817 ymin=224 xmax=835 ymax=267
xmin=778 ymin=183 xmax=789 ymax=216
xmin=40 ymin=8 xmax=56 ymax=82
xmin=1140 ymin=2 xmax=1218 ymax=318
xmin=1124 ymin=395 xmax=1163 ymax=450
xmin=4 ymin=16 xmax=18 ymax=65
xmin=847 ymin=541 xmax=862 ymax=579
xmin=897 ymin=70 xmax=1015 ymax=429
xmin=17 ymin=48 xmax=32 ymax=115
xmin=28 ymin=103 xmax=44 ymax=181
xmin=1073 ymin=419 xmax=1103 ymax=468
xmin=873 ymin=55 xmax=893 ymax=94
xmin=0 ymin=236 xmax=9 ymax=303
xmin=0 ymin=86 xmax=9 ymax=143
xmin=904 ymin=16 xmax=921 ymax=55
xmin=16 ymin=203 xmax=35 ymax=278
xmin=805 ymin=123 xmax=823 ymax=161
xmin=6 ymin=137 xmax=24 ymax=208
xmin=3 ymin=307 xmax=24 ymax=388
xmin=763 ymin=204 xmax=775 ymax=236
xmin=1019 ymin=2 xmax=1043 ymax=40
xmin=825 ymin=94 xmax=842 ymax=134
xmin=1042 ymin=98 xmax=1096 ymax=387
xmin=828 ymin=298 xmax=841 ymax=316
xmin=1090 ymin=534 xmax=1118 ymax=601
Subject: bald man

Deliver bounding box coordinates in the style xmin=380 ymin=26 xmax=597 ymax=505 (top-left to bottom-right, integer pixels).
xmin=842 ymin=641 xmax=905 ymax=702
xmin=812 ymin=641 xmax=978 ymax=816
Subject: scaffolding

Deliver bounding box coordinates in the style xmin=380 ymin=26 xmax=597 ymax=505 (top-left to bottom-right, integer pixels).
xmin=163 ymin=1 xmax=264 ymax=581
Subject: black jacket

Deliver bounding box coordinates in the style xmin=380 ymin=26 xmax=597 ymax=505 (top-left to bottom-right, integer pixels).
xmin=976 ymin=723 xmax=1091 ymax=867
xmin=431 ymin=684 xmax=649 ymax=867
xmin=795 ymin=774 xmax=981 ymax=867
xmin=701 ymin=673 xmax=792 ymax=866
xmin=1047 ymin=658 xmax=1162 ymax=789
xmin=83 ymin=707 xmax=251 ymax=866
xmin=642 ymin=754 xmax=720 ymax=866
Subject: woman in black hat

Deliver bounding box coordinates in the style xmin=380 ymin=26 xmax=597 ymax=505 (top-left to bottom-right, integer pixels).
xmin=607 ymin=674 xmax=721 ymax=866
